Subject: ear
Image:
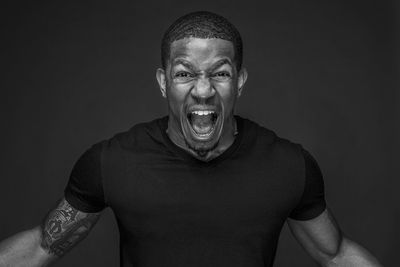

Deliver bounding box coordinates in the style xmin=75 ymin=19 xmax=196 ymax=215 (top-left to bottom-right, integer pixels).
xmin=237 ymin=67 xmax=248 ymax=98
xmin=156 ymin=68 xmax=167 ymax=98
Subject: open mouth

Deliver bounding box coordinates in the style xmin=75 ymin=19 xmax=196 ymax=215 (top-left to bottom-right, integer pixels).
xmin=186 ymin=110 xmax=219 ymax=139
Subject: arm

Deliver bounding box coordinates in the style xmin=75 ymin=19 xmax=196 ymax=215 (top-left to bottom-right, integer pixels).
xmin=0 ymin=198 xmax=101 ymax=267
xmin=287 ymin=208 xmax=383 ymax=267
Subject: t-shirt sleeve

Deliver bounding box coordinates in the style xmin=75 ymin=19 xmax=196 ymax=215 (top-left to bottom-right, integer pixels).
xmin=289 ymin=148 xmax=327 ymax=220
xmin=64 ymin=142 xmax=107 ymax=213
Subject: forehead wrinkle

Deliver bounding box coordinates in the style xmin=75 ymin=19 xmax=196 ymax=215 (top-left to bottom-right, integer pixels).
xmin=169 ymin=38 xmax=236 ymax=71
xmin=172 ymin=57 xmax=233 ymax=73
xmin=172 ymin=58 xmax=195 ymax=71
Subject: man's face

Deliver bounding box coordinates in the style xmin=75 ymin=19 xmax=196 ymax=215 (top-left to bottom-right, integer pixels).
xmin=157 ymin=37 xmax=247 ymax=154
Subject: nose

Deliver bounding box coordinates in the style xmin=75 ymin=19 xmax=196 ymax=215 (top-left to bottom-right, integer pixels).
xmin=191 ymin=76 xmax=215 ymax=101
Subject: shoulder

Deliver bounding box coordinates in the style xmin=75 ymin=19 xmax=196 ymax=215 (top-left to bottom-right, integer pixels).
xmin=239 ymin=115 xmax=303 ymax=156
xmin=98 ymin=116 xmax=166 ymax=152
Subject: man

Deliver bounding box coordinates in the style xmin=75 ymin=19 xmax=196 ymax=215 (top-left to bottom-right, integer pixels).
xmin=0 ymin=11 xmax=382 ymax=267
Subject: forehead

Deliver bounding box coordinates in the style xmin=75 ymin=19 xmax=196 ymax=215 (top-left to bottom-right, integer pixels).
xmin=169 ymin=38 xmax=235 ymax=66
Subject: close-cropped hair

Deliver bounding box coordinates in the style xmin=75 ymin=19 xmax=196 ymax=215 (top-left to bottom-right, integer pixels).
xmin=161 ymin=11 xmax=243 ymax=70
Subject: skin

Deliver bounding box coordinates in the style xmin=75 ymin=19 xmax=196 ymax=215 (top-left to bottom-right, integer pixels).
xmin=40 ymin=198 xmax=100 ymax=257
xmin=0 ymin=198 xmax=101 ymax=266
xmin=288 ymin=209 xmax=383 ymax=266
xmin=156 ymin=37 xmax=247 ymax=161
xmin=0 ymin=36 xmax=383 ymax=267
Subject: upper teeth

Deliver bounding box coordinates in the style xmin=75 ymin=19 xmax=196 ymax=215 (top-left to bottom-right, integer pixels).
xmin=191 ymin=110 xmax=215 ymax=116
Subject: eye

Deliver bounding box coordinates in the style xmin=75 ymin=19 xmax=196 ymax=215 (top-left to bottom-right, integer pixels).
xmin=216 ymin=72 xmax=230 ymax=77
xmin=212 ymin=71 xmax=231 ymax=80
xmin=174 ymin=71 xmax=194 ymax=78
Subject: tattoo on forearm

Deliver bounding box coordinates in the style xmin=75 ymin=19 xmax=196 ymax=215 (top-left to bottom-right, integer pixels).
xmin=40 ymin=198 xmax=100 ymax=257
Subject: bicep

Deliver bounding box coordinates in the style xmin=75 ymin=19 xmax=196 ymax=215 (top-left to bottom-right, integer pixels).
xmin=287 ymin=208 xmax=343 ymax=264
xmin=40 ymin=197 xmax=101 ymax=258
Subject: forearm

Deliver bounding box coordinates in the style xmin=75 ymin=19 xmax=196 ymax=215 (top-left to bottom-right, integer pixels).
xmin=0 ymin=198 xmax=101 ymax=267
xmin=0 ymin=227 xmax=54 ymax=267
xmin=325 ymin=237 xmax=383 ymax=267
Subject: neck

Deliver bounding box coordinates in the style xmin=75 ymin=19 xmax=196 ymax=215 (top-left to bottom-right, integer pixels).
xmin=166 ymin=116 xmax=238 ymax=162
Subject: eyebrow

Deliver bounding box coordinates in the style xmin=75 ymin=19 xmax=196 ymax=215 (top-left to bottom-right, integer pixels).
xmin=210 ymin=58 xmax=233 ymax=71
xmin=172 ymin=59 xmax=195 ymax=71
xmin=172 ymin=58 xmax=233 ymax=72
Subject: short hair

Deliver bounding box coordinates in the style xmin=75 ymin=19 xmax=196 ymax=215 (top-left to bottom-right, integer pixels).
xmin=161 ymin=11 xmax=243 ymax=70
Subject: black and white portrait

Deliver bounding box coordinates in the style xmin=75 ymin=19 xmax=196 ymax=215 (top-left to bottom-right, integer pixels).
xmin=1 ymin=1 xmax=397 ymax=266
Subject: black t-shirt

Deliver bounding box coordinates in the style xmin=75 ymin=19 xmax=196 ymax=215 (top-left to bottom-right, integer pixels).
xmin=65 ymin=115 xmax=326 ymax=267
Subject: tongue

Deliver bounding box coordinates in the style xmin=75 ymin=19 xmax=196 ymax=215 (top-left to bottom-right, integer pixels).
xmin=191 ymin=114 xmax=214 ymax=134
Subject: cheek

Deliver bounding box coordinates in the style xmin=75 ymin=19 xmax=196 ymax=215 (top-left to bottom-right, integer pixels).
xmin=167 ymin=84 xmax=192 ymax=106
xmin=213 ymin=81 xmax=237 ymax=101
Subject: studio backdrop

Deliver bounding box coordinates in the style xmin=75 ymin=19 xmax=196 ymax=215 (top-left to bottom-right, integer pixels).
xmin=1 ymin=1 xmax=397 ymax=266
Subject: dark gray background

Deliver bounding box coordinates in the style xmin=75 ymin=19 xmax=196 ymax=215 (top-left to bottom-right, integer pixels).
xmin=1 ymin=1 xmax=398 ymax=266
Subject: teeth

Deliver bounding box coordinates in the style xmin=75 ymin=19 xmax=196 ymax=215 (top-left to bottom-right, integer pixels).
xmin=191 ymin=110 xmax=215 ymax=116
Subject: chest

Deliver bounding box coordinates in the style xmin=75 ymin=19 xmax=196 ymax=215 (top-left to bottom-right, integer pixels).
xmin=105 ymin=153 xmax=303 ymax=240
